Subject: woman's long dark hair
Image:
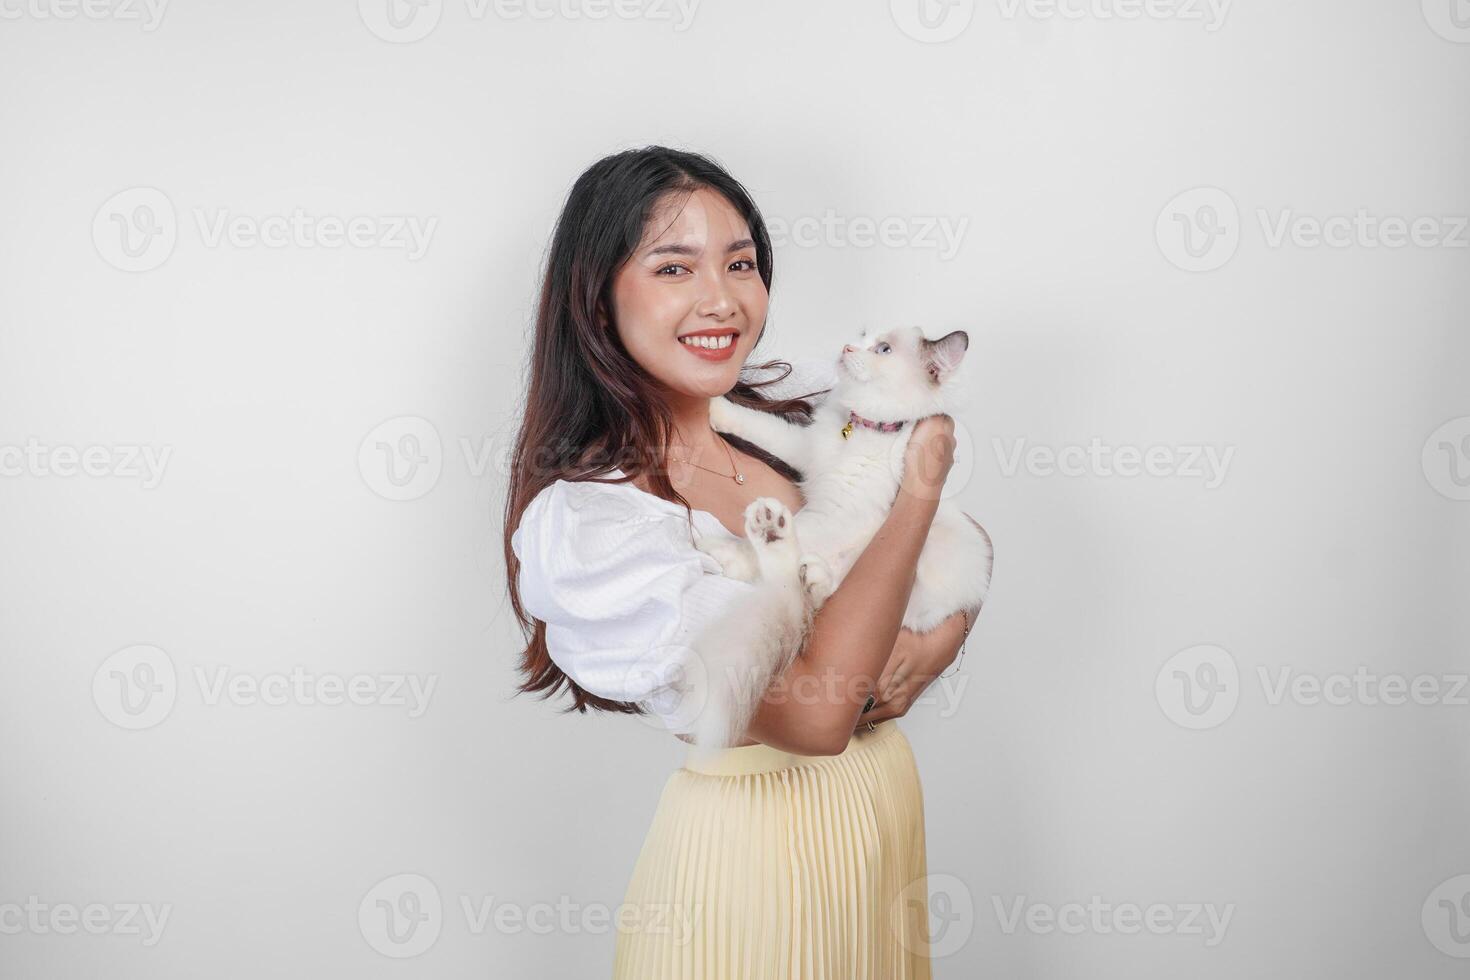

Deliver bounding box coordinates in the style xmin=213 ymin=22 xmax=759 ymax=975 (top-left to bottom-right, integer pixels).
xmin=505 ymin=146 xmax=829 ymax=719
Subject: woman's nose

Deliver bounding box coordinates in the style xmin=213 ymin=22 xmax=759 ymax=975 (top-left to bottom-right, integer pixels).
xmin=697 ymin=273 xmax=736 ymax=318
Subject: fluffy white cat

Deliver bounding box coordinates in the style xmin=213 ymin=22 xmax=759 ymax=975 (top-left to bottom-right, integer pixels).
xmin=682 ymin=326 xmax=994 ymax=753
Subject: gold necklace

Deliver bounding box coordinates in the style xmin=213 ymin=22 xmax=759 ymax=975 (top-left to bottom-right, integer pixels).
xmin=671 ymin=432 xmax=746 ymax=485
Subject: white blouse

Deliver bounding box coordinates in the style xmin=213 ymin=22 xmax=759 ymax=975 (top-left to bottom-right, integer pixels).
xmin=510 ymin=474 xmax=756 ymax=734
xmin=510 ymin=357 xmax=836 ymax=735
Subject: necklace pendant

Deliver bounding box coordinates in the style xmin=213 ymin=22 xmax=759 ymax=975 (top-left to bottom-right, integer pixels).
xmin=841 ymin=421 xmax=853 ymax=440
xmin=735 ymin=473 xmax=744 ymax=485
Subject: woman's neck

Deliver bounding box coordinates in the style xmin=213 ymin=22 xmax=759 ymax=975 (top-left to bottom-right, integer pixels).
xmin=665 ymin=393 xmax=724 ymax=468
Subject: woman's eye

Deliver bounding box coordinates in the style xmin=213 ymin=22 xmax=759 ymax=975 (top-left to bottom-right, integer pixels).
xmin=656 ymin=264 xmax=691 ymax=276
xmin=730 ymin=257 xmax=756 ymax=272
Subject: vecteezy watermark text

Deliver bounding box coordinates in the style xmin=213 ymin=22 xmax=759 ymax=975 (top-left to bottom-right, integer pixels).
xmin=0 ymin=439 xmax=171 ymax=488
xmin=1157 ymin=186 xmax=1469 ymax=272
xmin=93 ymin=188 xmax=438 ymax=272
xmin=993 ymin=895 xmax=1235 ymax=947
xmin=992 ymin=437 xmax=1235 ymax=489
xmin=1156 ymin=645 xmax=1470 ymax=730
xmin=358 ymin=0 xmax=700 ymax=43
xmin=765 ymin=211 xmax=970 ymax=261
xmin=995 ymin=0 xmax=1230 ymax=31
xmin=0 ymin=898 xmax=172 ymax=946
xmin=357 ymin=873 xmax=701 ymax=958
xmin=92 ymin=645 xmax=439 ymax=729
xmin=0 ymin=0 xmax=168 ymax=29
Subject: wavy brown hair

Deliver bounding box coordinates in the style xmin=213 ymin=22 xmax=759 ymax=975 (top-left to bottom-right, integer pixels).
xmin=504 ymin=146 xmax=831 ymax=719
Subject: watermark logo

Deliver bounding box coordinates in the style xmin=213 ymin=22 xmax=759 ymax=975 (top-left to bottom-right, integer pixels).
xmin=1258 ymin=666 xmax=1469 ymax=708
xmin=623 ymin=643 xmax=713 ymax=736
xmin=94 ymin=646 xmax=437 ymax=727
xmin=1257 ymin=209 xmax=1468 ymax=250
xmin=1422 ymin=416 xmax=1470 ymax=501
xmin=192 ymin=666 xmax=438 ymax=717
xmin=992 ymin=437 xmax=1234 ymax=489
xmin=0 ymin=898 xmax=172 ymax=946
xmin=1423 ymin=875 xmax=1470 ymax=958
xmin=884 ymin=415 xmax=977 ymax=503
xmin=1156 ymin=187 xmax=1239 ymax=272
xmin=93 ymin=190 xmax=437 ymax=270
xmin=462 ymin=895 xmax=697 ymax=939
xmin=0 ymin=0 xmax=169 ymax=30
xmin=765 ymin=211 xmax=971 ymax=261
xmin=1155 ymin=644 xmax=1238 ymax=730
xmin=360 ymin=875 xmax=699 ymax=943
xmin=359 ymin=0 xmax=443 ymax=42
xmin=192 ymin=209 xmax=437 ymax=259
xmin=0 ymin=439 xmax=172 ymax=488
xmin=893 ymin=873 xmax=974 ymax=958
xmin=994 ymin=895 xmax=1234 ymax=946
xmin=93 ymin=187 xmax=177 ymax=272
xmin=360 ymin=873 xmax=443 ymax=958
xmin=489 ymin=0 xmax=700 ymax=29
xmin=995 ymin=0 xmax=1231 ymax=31
xmin=359 ymin=416 xmax=443 ymax=501
xmin=1422 ymin=0 xmax=1470 ymax=43
xmin=359 ymin=0 xmax=699 ymax=41
xmin=1159 ymin=187 xmax=1468 ymax=271
xmin=92 ymin=645 xmax=178 ymax=730
xmin=890 ymin=0 xmax=976 ymax=42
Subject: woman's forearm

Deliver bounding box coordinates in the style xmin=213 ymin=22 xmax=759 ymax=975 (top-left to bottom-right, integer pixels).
xmin=745 ymin=489 xmax=941 ymax=755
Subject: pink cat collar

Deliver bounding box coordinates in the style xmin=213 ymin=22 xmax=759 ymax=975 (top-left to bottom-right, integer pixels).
xmin=841 ymin=410 xmax=907 ymax=440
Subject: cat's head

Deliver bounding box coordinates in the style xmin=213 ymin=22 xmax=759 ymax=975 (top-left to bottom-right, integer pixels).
xmin=831 ymin=326 xmax=969 ymax=420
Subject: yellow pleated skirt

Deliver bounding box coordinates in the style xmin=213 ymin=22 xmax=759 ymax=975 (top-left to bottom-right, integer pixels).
xmin=611 ymin=719 xmax=932 ymax=979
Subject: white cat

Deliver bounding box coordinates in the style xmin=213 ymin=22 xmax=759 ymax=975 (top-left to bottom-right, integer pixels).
xmin=682 ymin=326 xmax=994 ymax=753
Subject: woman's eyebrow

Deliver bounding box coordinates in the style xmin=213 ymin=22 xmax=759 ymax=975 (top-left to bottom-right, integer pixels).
xmin=644 ymin=237 xmax=755 ymax=258
xmin=645 ymin=242 xmax=698 ymax=257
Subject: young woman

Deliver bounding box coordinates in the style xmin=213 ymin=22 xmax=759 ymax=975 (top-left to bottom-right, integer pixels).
xmin=504 ymin=146 xmax=977 ymax=978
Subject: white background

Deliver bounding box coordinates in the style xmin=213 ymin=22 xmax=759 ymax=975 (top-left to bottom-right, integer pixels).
xmin=1 ymin=0 xmax=1467 ymax=977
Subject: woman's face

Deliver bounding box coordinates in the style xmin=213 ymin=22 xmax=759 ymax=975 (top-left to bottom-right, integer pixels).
xmin=607 ymin=187 xmax=768 ymax=401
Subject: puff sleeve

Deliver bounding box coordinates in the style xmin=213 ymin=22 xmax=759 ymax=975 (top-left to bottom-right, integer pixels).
xmin=510 ymin=479 xmax=759 ymax=733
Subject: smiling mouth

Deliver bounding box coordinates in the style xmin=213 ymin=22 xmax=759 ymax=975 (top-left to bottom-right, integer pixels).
xmin=677 ymin=332 xmax=738 ymax=350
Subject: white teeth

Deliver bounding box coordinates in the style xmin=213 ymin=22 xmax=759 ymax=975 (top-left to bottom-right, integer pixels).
xmin=679 ymin=334 xmax=734 ymax=350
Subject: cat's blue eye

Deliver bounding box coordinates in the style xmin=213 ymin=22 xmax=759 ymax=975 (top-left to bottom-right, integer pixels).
xmin=877 ymin=343 xmax=891 ymax=354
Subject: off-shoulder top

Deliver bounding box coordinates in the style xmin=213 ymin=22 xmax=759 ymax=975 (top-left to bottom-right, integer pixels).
xmin=509 ymin=357 xmax=835 ymax=735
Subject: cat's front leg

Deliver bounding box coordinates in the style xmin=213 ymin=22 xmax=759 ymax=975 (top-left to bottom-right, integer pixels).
xmin=710 ymin=396 xmax=814 ymax=472
xmin=694 ymin=533 xmax=760 ymax=583
xmin=797 ymin=553 xmax=836 ymax=607
xmin=741 ymin=497 xmax=805 ymax=589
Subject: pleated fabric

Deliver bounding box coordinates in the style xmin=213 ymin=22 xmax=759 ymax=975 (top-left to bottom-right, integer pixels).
xmin=611 ymin=719 xmax=932 ymax=979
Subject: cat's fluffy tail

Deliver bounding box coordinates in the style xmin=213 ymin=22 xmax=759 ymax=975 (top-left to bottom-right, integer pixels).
xmin=683 ymin=576 xmax=811 ymax=763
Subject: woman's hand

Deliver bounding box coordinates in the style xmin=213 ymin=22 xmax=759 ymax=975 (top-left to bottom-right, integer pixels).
xmin=899 ymin=413 xmax=957 ymax=500
xmin=855 ymin=605 xmax=976 ymax=730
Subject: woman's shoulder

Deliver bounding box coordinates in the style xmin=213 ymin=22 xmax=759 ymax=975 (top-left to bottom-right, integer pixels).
xmin=511 ymin=471 xmax=730 ymax=636
xmin=513 ymin=471 xmax=701 ymax=567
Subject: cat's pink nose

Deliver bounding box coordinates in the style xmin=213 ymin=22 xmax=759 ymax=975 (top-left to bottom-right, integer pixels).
xmin=842 ymin=345 xmax=856 ymax=353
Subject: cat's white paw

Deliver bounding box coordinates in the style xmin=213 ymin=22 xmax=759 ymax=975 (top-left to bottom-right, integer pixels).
xmin=743 ymin=497 xmax=802 ymax=582
xmin=694 ymin=533 xmax=759 ymax=582
xmin=743 ymin=497 xmax=793 ymax=546
xmin=798 ymin=553 xmax=835 ymax=607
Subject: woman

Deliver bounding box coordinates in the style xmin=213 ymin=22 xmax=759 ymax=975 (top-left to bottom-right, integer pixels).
xmin=504 ymin=146 xmax=977 ymax=978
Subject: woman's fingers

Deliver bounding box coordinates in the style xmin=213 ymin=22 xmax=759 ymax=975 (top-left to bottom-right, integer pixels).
xmin=877 ymin=662 xmax=907 ymax=703
xmin=855 ymin=679 xmax=917 ymax=729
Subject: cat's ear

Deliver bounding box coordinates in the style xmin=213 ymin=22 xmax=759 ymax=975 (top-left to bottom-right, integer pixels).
xmin=921 ymin=330 xmax=969 ymax=384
